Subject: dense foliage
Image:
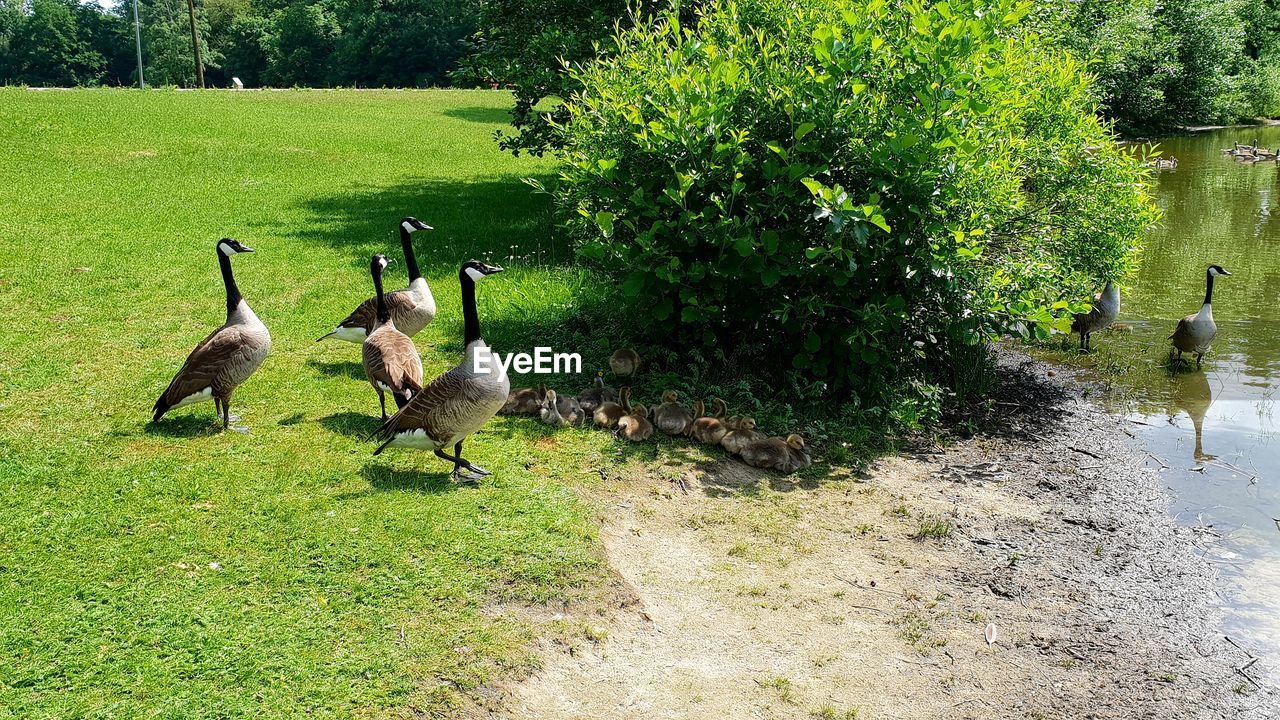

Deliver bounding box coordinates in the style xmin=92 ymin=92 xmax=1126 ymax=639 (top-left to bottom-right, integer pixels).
xmin=0 ymin=0 xmax=479 ymax=87
xmin=545 ymin=0 xmax=1158 ymax=406
xmin=1037 ymin=0 xmax=1280 ymax=133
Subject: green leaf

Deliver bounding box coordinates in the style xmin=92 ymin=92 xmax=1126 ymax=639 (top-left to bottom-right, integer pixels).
xmin=594 ymin=211 xmax=616 ymax=238
xmin=794 ymin=122 xmax=816 ymax=141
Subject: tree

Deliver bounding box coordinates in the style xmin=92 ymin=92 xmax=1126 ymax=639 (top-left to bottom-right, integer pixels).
xmin=140 ymin=0 xmax=218 ymax=86
xmin=332 ymin=0 xmax=478 ymax=87
xmin=5 ymin=0 xmax=107 ymax=85
xmin=268 ymin=2 xmax=339 ymax=86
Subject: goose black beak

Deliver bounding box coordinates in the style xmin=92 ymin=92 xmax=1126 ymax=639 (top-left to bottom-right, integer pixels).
xmin=240 ymin=246 xmax=255 ymax=253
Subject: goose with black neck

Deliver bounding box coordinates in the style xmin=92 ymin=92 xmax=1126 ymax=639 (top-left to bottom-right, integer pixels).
xmin=1170 ymin=265 xmax=1230 ymax=368
xmin=361 ymin=254 xmax=424 ymax=420
xmin=151 ymin=238 xmax=272 ymax=431
xmin=372 ymin=260 xmax=509 ymax=482
xmin=318 ymin=217 xmax=437 ymax=343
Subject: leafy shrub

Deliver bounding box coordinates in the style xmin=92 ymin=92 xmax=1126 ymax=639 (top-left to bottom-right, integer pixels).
xmin=544 ymin=0 xmax=1157 ymax=406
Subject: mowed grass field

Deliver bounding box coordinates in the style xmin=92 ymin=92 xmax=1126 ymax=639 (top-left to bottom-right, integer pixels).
xmin=0 ymin=89 xmax=629 ymax=718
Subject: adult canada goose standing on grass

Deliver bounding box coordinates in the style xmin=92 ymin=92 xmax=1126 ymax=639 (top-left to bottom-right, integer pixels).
xmin=151 ymin=238 xmax=271 ymax=431
xmin=372 ymin=261 xmax=509 ymax=483
xmin=317 ymin=217 xmax=436 ymax=343
xmin=1071 ymin=280 xmax=1120 ymax=351
xmin=1170 ymin=265 xmax=1230 ymax=368
xmin=361 ymin=254 xmax=424 ymax=420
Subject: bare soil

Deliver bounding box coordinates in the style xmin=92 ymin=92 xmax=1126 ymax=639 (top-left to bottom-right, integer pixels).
xmin=468 ymin=354 xmax=1277 ymax=719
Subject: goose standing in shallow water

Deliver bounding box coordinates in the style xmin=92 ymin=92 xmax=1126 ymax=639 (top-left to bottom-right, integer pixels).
xmin=1071 ymin=280 xmax=1120 ymax=351
xmin=318 ymin=217 xmax=437 ymax=343
xmin=361 ymin=254 xmax=424 ymax=420
xmin=372 ymin=261 xmax=509 ymax=482
xmin=1170 ymin=265 xmax=1230 ymax=368
xmin=152 ymin=238 xmax=271 ymax=431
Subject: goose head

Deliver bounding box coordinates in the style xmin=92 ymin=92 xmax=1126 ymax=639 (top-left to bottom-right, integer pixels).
xmin=370 ymin=253 xmax=391 ymax=274
xmin=400 ymin=217 xmax=433 ymax=234
xmin=217 ymin=238 xmax=254 ymax=256
xmin=461 ymin=260 xmax=504 ymax=283
xmin=1208 ymin=265 xmax=1231 ymax=277
xmin=785 ymin=434 xmax=806 ymax=450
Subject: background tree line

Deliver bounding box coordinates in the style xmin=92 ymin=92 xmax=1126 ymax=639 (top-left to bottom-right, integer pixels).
xmin=0 ymin=0 xmax=479 ymax=87
xmin=0 ymin=0 xmax=1278 ymax=132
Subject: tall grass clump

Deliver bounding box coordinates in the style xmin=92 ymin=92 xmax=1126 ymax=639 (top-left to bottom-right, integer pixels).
xmin=541 ymin=0 xmax=1158 ymax=414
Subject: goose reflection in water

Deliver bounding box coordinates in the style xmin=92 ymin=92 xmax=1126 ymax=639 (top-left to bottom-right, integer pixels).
xmin=1166 ymin=371 xmax=1215 ymax=461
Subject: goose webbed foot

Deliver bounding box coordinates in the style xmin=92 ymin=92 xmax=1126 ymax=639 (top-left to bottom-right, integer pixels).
xmin=451 ymin=467 xmax=485 ymax=484
xmin=228 ymin=424 xmax=251 ymax=434
xmin=463 ymin=462 xmax=491 ymax=476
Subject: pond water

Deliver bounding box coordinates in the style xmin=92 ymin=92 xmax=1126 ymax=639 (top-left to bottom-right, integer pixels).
xmin=1090 ymin=126 xmax=1280 ymax=682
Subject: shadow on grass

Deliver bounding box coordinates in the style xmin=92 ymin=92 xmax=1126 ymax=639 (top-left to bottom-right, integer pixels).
xmin=144 ymin=414 xmax=222 ymax=438
xmin=318 ymin=411 xmax=380 ymax=439
xmin=308 ymin=358 xmax=366 ymax=382
xmin=361 ymin=462 xmax=456 ymax=493
xmin=441 ymin=106 xmax=513 ymax=125
xmin=290 ymin=176 xmax=564 ymax=274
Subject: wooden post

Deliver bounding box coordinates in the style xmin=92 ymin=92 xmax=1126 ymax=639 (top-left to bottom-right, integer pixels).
xmin=185 ymin=0 xmax=205 ymax=89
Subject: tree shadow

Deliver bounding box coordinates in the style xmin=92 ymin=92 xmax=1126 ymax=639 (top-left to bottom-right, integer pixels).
xmin=289 ymin=176 xmax=565 ymax=274
xmin=308 ymin=358 xmax=366 ymax=382
xmin=144 ymin=414 xmax=222 ymax=438
xmin=441 ymin=106 xmax=514 ymax=125
xmin=360 ymin=462 xmax=455 ymax=493
xmin=318 ymin=411 xmax=381 ymax=439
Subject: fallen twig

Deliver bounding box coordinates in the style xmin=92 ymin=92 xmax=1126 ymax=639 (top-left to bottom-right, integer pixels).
xmin=1068 ymin=445 xmax=1104 ymax=459
xmin=1144 ymin=451 xmax=1169 ymax=469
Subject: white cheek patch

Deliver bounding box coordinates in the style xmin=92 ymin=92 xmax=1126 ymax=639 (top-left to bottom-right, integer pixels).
xmin=402 ymin=221 xmax=415 ymax=234
xmin=465 ymin=267 xmax=485 ymax=282
xmin=219 ymin=243 xmax=235 ymax=257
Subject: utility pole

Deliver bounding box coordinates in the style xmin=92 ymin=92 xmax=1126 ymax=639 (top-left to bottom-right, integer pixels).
xmin=185 ymin=0 xmax=205 ymax=89
xmin=132 ymin=0 xmax=145 ymax=88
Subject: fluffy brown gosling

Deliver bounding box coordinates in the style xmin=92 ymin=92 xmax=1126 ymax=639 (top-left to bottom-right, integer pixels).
xmin=594 ymin=386 xmax=630 ymax=429
xmin=740 ymin=434 xmax=811 ymax=474
xmin=501 ymin=384 xmax=545 ymax=415
xmin=617 ymin=404 xmax=653 ymax=441
xmin=690 ymin=398 xmax=729 ymax=444
xmin=653 ymin=390 xmax=694 ymax=436
xmin=721 ymin=416 xmax=765 ymax=455
xmin=609 ymin=347 xmax=640 ymax=377
xmin=576 ymin=372 xmax=618 ymax=413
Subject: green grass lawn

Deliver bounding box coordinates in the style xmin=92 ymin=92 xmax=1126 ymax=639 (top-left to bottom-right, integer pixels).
xmin=0 ymin=88 xmax=635 ymax=718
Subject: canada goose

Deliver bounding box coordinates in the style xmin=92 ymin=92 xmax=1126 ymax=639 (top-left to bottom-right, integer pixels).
xmin=740 ymin=434 xmax=812 ymax=474
xmin=593 ymin=386 xmax=630 ymax=429
xmin=501 ymin=383 xmax=546 ymax=415
xmin=540 ymin=389 xmax=585 ymax=427
xmin=576 ymin=372 xmax=619 ymax=413
xmin=652 ymin=390 xmax=694 ymax=436
xmin=721 ymin=416 xmax=766 ymax=455
xmin=690 ymin=398 xmax=729 ymax=445
xmin=609 ymin=347 xmax=640 ymax=377
xmin=1170 ymin=265 xmax=1230 ymax=368
xmin=317 ymin=217 xmax=437 ymax=343
xmin=152 ymin=239 xmax=271 ymax=431
xmin=1071 ymin=280 xmax=1120 ymax=351
xmin=362 ymin=254 xmax=424 ymax=420
xmin=617 ymin=403 xmax=653 ymax=441
xmin=371 ymin=260 xmax=508 ymax=482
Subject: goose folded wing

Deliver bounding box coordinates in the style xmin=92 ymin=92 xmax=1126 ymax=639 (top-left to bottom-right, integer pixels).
xmin=363 ymin=334 xmax=421 ymax=394
xmin=337 ymin=290 xmax=418 ymax=332
xmin=160 ymin=325 xmax=245 ymax=404
xmin=373 ymin=369 xmax=472 ymax=444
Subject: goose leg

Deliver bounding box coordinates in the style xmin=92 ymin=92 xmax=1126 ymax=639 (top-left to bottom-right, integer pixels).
xmin=435 ymin=448 xmax=483 ymax=483
xmin=1196 ymin=353 xmax=1204 ymax=368
xmin=214 ymin=397 xmax=224 ymax=427
xmin=377 ymin=390 xmax=388 ymax=421
xmin=455 ymin=441 xmax=490 ymax=476
xmin=223 ymin=393 xmax=248 ymax=433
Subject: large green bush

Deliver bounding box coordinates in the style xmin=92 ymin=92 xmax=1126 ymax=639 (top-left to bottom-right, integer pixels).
xmin=545 ymin=0 xmax=1157 ymax=404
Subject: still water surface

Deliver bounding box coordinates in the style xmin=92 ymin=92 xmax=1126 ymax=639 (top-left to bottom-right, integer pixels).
xmin=1096 ymin=126 xmax=1280 ymax=680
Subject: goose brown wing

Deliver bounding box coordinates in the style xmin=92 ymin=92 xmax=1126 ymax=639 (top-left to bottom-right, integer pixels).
xmin=158 ymin=325 xmax=245 ymax=406
xmin=373 ymin=367 xmax=473 ymax=445
xmin=363 ymin=330 xmax=423 ymax=394
xmin=337 ymin=290 xmax=418 ymax=333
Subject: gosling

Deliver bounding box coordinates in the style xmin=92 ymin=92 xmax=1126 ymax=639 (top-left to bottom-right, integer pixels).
xmin=740 ymin=434 xmax=811 ymax=474
xmin=721 ymin=416 xmax=765 ymax=455
xmin=616 ymin=404 xmax=654 ymax=442
xmin=690 ymin=398 xmax=729 ymax=445
xmin=652 ymin=390 xmax=694 ymax=436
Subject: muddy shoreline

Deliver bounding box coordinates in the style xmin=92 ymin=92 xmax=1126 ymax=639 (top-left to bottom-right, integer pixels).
xmin=469 ymin=352 xmax=1276 ymax=719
